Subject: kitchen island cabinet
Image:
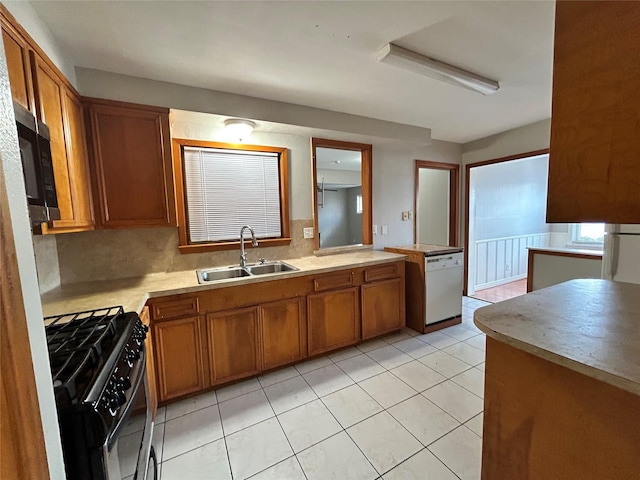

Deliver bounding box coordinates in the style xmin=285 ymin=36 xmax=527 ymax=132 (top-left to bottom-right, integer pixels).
xmin=474 ymin=279 xmax=640 ymax=479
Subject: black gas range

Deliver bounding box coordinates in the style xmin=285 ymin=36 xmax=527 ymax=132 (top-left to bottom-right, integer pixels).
xmin=45 ymin=306 xmax=156 ymax=480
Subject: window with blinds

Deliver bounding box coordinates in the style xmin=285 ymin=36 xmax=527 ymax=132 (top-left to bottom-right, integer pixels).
xmin=182 ymin=146 xmax=283 ymax=243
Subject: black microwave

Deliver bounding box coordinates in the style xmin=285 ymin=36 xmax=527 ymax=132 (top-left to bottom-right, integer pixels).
xmin=14 ymin=102 xmax=60 ymax=226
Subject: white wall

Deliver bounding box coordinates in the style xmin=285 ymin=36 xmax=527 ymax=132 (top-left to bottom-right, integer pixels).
xmin=470 ymin=155 xmax=550 ymax=240
xmin=418 ymin=168 xmax=450 ymax=245
xmin=462 ymin=119 xmax=550 ymax=165
xmin=531 ymin=252 xmax=603 ymax=291
xmin=0 ymin=38 xmax=66 ymax=480
xmin=72 ymin=76 xmax=462 ymax=253
xmin=373 ymin=141 xmax=462 ymax=249
xmin=3 ymin=1 xmax=76 ymax=84
xmin=76 ymin=68 xmax=431 ymax=144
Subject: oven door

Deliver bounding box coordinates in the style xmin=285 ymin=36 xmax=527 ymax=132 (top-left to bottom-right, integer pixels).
xmin=106 ymin=351 xmax=157 ymax=480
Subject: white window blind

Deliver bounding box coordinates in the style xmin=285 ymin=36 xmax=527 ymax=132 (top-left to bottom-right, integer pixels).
xmin=183 ymin=146 xmax=282 ymax=243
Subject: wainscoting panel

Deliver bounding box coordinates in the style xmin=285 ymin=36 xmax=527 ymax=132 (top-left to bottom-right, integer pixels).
xmin=475 ymin=233 xmax=551 ymax=290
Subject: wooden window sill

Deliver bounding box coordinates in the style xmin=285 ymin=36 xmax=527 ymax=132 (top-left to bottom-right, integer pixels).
xmin=178 ymin=238 xmax=292 ymax=254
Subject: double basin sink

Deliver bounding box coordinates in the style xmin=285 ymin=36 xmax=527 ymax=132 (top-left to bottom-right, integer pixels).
xmin=197 ymin=260 xmax=299 ymax=284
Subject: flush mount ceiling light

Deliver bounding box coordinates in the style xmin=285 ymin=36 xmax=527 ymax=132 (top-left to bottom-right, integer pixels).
xmin=377 ymin=43 xmax=500 ymax=95
xmin=224 ymin=118 xmax=256 ymax=142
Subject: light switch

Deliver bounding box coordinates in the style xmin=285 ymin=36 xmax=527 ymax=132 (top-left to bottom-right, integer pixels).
xmin=303 ymin=227 xmax=314 ymax=239
xmin=373 ymin=224 xmax=378 ymax=235
xmin=382 ymin=225 xmax=388 ymax=235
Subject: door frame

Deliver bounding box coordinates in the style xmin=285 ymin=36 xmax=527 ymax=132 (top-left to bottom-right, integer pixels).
xmin=463 ymin=149 xmax=549 ymax=295
xmin=414 ymin=160 xmax=460 ymax=246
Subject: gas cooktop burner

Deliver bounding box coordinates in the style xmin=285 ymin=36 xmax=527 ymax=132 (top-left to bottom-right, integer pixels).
xmin=45 ymin=306 xmax=127 ymax=403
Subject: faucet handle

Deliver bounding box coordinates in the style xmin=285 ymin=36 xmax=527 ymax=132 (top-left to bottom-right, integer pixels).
xmin=259 ymin=258 xmax=267 ymax=264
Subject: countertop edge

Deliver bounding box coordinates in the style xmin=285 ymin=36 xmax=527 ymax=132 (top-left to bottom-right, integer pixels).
xmin=475 ymin=316 xmax=640 ymax=397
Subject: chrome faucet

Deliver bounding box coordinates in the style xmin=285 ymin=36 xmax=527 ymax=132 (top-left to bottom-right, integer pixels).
xmin=239 ymin=225 xmax=259 ymax=268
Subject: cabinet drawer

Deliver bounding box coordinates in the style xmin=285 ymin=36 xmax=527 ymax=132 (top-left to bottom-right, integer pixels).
xmin=364 ymin=263 xmax=400 ymax=282
xmin=313 ymin=270 xmax=354 ymax=292
xmin=151 ymin=296 xmax=199 ymax=320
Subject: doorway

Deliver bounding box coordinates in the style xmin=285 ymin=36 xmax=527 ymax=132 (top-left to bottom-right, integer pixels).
xmin=414 ymin=160 xmax=459 ymax=246
xmin=464 ymin=149 xmax=550 ymax=298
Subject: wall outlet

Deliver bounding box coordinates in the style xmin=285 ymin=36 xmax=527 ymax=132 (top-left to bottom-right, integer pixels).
xmin=401 ymin=211 xmax=409 ymax=221
xmin=373 ymin=224 xmax=378 ymax=235
xmin=382 ymin=225 xmax=388 ymax=235
xmin=408 ymin=210 xmax=413 ymax=220
xmin=303 ymin=227 xmax=314 ymax=239
xmin=505 ymin=263 xmax=511 ymax=271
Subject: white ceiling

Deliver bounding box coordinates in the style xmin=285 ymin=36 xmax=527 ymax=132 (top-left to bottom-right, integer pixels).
xmin=316 ymin=147 xmax=362 ymax=172
xmin=30 ymin=1 xmax=556 ymax=144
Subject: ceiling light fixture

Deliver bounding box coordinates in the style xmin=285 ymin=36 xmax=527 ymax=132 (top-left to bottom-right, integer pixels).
xmin=377 ymin=43 xmax=500 ymax=95
xmin=224 ymin=118 xmax=256 ymax=142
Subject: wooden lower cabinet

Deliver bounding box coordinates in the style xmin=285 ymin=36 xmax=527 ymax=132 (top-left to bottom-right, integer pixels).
xmin=260 ymin=297 xmax=306 ymax=371
xmin=361 ymin=278 xmax=404 ymax=340
xmin=307 ymin=287 xmax=359 ymax=356
xmin=153 ymin=316 xmax=204 ymax=402
xmin=206 ymin=307 xmax=260 ymax=384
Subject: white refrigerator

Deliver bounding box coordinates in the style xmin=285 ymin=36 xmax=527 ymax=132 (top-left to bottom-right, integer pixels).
xmin=602 ymin=224 xmax=640 ymax=284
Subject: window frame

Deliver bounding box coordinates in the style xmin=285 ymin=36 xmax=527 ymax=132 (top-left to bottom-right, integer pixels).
xmin=172 ymin=138 xmax=291 ymax=254
xmin=569 ymin=223 xmax=605 ymax=247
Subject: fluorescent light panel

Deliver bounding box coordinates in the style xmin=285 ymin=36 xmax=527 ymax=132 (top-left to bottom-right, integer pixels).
xmin=377 ymin=43 xmax=499 ymax=95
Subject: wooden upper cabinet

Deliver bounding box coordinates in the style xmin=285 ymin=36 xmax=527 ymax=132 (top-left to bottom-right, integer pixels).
xmin=31 ymin=54 xmax=94 ymax=233
xmin=84 ymin=99 xmax=176 ymax=229
xmin=1 ymin=20 xmax=34 ymax=112
xmin=547 ymin=1 xmax=640 ymax=223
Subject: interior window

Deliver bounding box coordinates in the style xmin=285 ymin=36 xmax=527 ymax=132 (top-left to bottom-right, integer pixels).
xmin=571 ymin=223 xmax=605 ymax=245
xmin=172 ymin=139 xmax=291 ymax=253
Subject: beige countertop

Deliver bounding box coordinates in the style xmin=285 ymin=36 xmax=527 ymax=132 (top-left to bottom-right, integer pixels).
xmin=385 ymin=244 xmax=463 ymax=256
xmin=41 ymin=250 xmax=405 ymax=319
xmin=474 ymin=279 xmax=640 ymax=395
xmin=527 ymin=246 xmax=603 ymax=257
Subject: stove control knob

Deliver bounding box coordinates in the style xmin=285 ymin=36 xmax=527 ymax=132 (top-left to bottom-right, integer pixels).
xmin=116 ymin=376 xmax=131 ymax=391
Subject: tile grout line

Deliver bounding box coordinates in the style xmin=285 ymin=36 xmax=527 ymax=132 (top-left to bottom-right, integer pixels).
xmin=256 ymin=382 xmax=309 ymax=480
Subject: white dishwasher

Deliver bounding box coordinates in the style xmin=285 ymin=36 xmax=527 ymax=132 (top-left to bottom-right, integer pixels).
xmin=425 ymin=252 xmax=464 ymax=325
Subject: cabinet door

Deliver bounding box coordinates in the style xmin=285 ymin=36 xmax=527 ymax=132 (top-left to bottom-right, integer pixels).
xmin=361 ymin=278 xmax=404 ymax=340
xmin=1 ymin=22 xmax=33 ymax=112
xmin=206 ymin=307 xmax=260 ymax=385
xmin=153 ymin=316 xmax=204 ymax=402
xmin=31 ymin=54 xmax=93 ymax=232
xmin=260 ymin=298 xmax=306 ymax=371
xmin=547 ymin=2 xmax=640 ymax=223
xmin=85 ymin=100 xmax=175 ymax=229
xmin=307 ymin=287 xmax=359 ymax=356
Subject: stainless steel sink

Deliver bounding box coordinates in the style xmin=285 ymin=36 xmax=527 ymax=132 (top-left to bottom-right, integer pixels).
xmin=197 ymin=266 xmax=251 ymax=283
xmin=245 ymin=261 xmax=299 ymax=276
xmin=196 ymin=261 xmax=298 ymax=284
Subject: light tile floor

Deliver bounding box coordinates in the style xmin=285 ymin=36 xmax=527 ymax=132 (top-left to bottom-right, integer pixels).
xmin=153 ymin=296 xmax=490 ymax=480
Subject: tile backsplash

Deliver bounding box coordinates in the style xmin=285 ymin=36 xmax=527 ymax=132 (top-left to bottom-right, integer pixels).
xmin=55 ymin=220 xmax=314 ymax=284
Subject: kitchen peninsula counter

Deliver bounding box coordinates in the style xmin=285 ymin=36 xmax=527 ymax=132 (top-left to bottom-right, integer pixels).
xmin=41 ymin=250 xmax=405 ymax=318
xmin=474 ymin=279 xmax=640 ymax=479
